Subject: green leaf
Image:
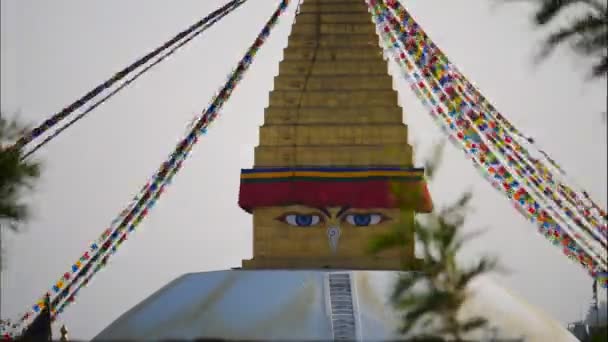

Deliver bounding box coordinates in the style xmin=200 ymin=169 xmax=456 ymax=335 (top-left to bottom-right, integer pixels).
xmin=592 ymin=55 xmax=608 ymax=77
xmin=392 ymin=273 xmax=423 ymax=302
xmin=0 ymin=114 xmax=41 ymax=231
xmin=532 ymin=0 xmax=604 ymax=25
xmin=456 ymin=258 xmax=498 ymax=290
xmin=368 ymin=229 xmax=405 ymax=254
xmin=544 ymin=13 xmax=606 ymax=48
xmin=451 ymin=228 xmax=487 ymax=251
xmin=460 ymin=316 xmax=488 ymax=332
xmin=424 ymin=139 xmax=446 ymax=181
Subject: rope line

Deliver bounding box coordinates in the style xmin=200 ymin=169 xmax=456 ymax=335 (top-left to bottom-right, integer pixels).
xmin=0 ymin=1 xmax=292 ymax=338
xmin=20 ymin=1 xmax=245 ymax=161
xmin=12 ymin=0 xmax=247 ymax=154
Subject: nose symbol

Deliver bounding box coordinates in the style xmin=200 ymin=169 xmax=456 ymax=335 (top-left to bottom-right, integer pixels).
xmin=327 ymin=226 xmax=341 ymax=254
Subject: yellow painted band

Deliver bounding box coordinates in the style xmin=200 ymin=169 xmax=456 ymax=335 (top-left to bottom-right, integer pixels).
xmin=241 ymin=170 xmax=424 ymax=179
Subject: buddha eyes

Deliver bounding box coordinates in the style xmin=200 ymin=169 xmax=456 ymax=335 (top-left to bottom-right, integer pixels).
xmin=279 ymin=214 xmax=323 ymax=227
xmin=344 ymin=213 xmax=385 ymax=227
xmin=277 ymin=212 xmax=388 ymax=227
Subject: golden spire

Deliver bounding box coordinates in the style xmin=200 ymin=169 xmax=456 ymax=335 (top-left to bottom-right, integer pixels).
xmin=257 ymin=0 xmax=411 ymax=168
xmin=238 ymin=0 xmax=431 ymax=270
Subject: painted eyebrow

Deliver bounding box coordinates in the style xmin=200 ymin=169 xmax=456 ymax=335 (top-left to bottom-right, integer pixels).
xmin=314 ymin=206 xmax=351 ymax=218
xmin=336 ymin=206 xmax=351 ymax=218
xmin=317 ymin=207 xmax=331 ymax=218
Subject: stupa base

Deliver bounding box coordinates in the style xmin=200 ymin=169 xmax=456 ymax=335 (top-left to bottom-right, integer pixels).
xmin=241 ymin=256 xmax=420 ymax=270
xmin=93 ymin=270 xmax=577 ymax=341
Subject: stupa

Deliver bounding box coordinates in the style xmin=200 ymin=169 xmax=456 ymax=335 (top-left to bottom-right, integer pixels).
xmin=94 ymin=1 xmax=578 ymax=340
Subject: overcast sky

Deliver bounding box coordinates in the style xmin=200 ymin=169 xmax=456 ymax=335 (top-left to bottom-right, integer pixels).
xmin=1 ymin=0 xmax=607 ymax=340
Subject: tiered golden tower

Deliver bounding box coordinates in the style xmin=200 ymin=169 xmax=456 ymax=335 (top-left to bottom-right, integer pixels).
xmin=238 ymin=0 xmax=432 ymax=270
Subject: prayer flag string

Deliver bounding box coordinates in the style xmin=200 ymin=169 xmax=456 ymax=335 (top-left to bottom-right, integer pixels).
xmin=381 ymin=0 xmax=607 ymax=242
xmin=374 ymin=1 xmax=607 ymax=256
xmin=0 ymin=1 xmax=292 ymax=339
xmin=378 ymin=0 xmax=607 ymax=267
xmin=366 ymin=0 xmax=607 ymax=288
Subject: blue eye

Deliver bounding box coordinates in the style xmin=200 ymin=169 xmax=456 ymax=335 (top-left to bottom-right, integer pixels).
xmin=295 ymin=215 xmax=313 ymax=226
xmin=344 ymin=214 xmax=384 ymax=227
xmin=281 ymin=214 xmax=321 ymax=227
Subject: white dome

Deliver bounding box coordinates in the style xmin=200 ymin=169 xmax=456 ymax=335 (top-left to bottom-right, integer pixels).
xmin=94 ymin=270 xmax=577 ymax=341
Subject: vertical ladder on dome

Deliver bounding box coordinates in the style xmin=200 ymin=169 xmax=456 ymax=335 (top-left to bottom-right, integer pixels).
xmin=328 ymin=273 xmax=357 ymax=341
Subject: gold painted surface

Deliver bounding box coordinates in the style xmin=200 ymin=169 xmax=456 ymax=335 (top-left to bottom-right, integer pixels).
xmin=242 ymin=0 xmax=427 ymax=270
xmin=294 ymin=13 xmax=372 ymax=25
xmin=241 ymin=169 xmax=421 ymax=179
xmin=254 ymin=144 xmax=413 ymax=167
xmin=281 ymin=47 xmax=383 ymax=61
xmin=272 ymin=75 xmax=395 ymax=92
xmin=255 ymin=0 xmax=411 ymax=168
xmin=287 ymin=35 xmax=378 ymax=48
xmin=291 ymin=23 xmax=376 ymax=35
xmin=299 ymin=0 xmax=369 ymax=14
xmin=278 ymin=58 xmax=387 ymax=75
xmin=243 ymin=205 xmax=415 ymax=269
xmin=264 ymin=106 xmax=404 ymax=124
xmin=259 ymin=124 xmax=408 ymax=146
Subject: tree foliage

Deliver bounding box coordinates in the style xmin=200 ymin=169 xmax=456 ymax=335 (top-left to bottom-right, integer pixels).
xmin=505 ymin=0 xmax=608 ymax=78
xmin=0 ymin=113 xmax=41 ymax=232
xmin=370 ymin=141 xmax=498 ymax=341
